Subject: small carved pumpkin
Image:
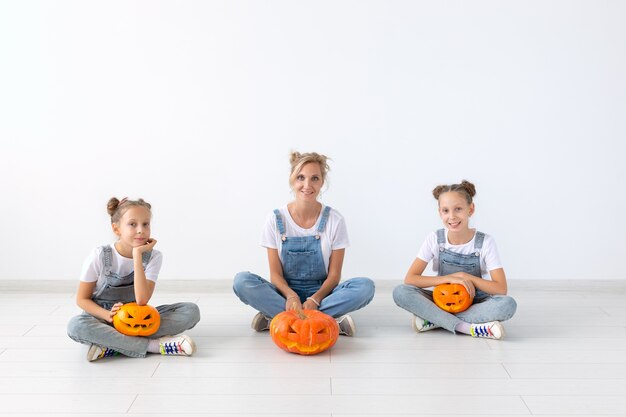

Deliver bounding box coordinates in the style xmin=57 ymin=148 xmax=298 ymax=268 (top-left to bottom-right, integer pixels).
xmin=433 ymin=284 xmax=474 ymax=313
xmin=113 ymin=302 xmax=161 ymax=337
xmin=270 ymin=308 xmax=339 ymax=355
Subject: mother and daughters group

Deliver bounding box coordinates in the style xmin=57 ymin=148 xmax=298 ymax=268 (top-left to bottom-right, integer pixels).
xmin=67 ymin=151 xmax=517 ymax=361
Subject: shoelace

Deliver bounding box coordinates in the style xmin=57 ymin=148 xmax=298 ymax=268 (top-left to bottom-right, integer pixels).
xmin=422 ymin=320 xmax=437 ymax=329
xmin=160 ymin=341 xmax=183 ymax=355
xmin=100 ymin=348 xmax=119 ymax=358
xmin=470 ymin=324 xmax=493 ymax=338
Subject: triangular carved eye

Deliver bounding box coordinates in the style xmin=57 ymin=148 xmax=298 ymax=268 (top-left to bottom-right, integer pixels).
xmin=127 ymin=313 xmax=134 ymax=319
xmin=288 ymin=325 xmax=298 ymax=334
xmin=144 ymin=314 xmax=152 ymax=320
xmin=317 ymin=328 xmax=328 ymax=334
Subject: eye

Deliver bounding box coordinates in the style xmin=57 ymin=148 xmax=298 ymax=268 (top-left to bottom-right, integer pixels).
xmin=143 ymin=222 xmax=150 ymax=227
xmin=311 ymin=176 xmax=320 ymax=182
xmin=297 ymin=174 xmax=305 ymax=181
xmin=129 ymin=222 xmax=136 ymax=227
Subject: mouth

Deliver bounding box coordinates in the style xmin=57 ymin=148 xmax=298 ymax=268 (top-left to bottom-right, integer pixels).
xmin=448 ymin=221 xmax=461 ymax=228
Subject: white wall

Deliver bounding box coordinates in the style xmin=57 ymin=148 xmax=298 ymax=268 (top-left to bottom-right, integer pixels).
xmin=1 ymin=1 xmax=624 ymax=281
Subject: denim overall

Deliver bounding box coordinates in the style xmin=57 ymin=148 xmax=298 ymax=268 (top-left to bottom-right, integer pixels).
xmin=393 ymin=229 xmax=517 ymax=332
xmin=275 ymin=205 xmax=330 ymax=302
xmin=233 ymin=206 xmax=375 ymax=318
xmin=67 ymin=245 xmax=201 ymax=357
xmin=92 ymin=246 xmax=151 ymax=310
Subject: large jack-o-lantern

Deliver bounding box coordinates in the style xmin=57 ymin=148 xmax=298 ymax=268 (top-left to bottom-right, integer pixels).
xmin=433 ymin=284 xmax=474 ymax=313
xmin=270 ymin=308 xmax=339 ymax=355
xmin=113 ymin=302 xmax=161 ymax=336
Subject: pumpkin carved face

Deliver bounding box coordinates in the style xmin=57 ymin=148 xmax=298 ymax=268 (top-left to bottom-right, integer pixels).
xmin=433 ymin=284 xmax=474 ymax=313
xmin=113 ymin=302 xmax=161 ymax=337
xmin=270 ymin=309 xmax=339 ymax=355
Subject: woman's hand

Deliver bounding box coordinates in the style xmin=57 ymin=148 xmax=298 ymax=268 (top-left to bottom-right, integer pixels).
xmin=303 ymin=297 xmax=320 ymax=310
xmin=446 ymin=273 xmax=476 ymax=298
xmin=105 ymin=302 xmax=124 ymax=323
xmin=132 ymin=238 xmax=157 ymax=258
xmin=285 ymin=296 xmax=302 ymax=312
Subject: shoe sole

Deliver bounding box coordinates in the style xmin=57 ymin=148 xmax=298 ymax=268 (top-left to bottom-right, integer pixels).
xmin=251 ymin=313 xmax=270 ymax=332
xmin=338 ymin=315 xmax=355 ymax=337
xmin=87 ymin=344 xmax=100 ymax=362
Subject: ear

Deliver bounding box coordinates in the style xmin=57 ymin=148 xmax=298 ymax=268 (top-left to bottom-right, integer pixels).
xmin=111 ymin=222 xmax=121 ymax=237
xmin=469 ymin=203 xmax=475 ymax=216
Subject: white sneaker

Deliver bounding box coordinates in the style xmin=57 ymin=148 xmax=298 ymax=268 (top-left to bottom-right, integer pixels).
xmin=251 ymin=312 xmax=271 ymax=332
xmin=159 ymin=334 xmax=196 ymax=356
xmin=412 ymin=315 xmax=440 ymax=333
xmin=470 ymin=321 xmax=505 ymax=340
xmin=87 ymin=344 xmax=119 ymax=362
xmin=336 ymin=314 xmax=356 ymax=337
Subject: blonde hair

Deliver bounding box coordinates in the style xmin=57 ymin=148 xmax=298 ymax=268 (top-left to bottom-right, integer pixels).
xmin=288 ymin=151 xmax=330 ymax=188
xmin=107 ymin=197 xmax=152 ymax=224
xmin=432 ymin=180 xmax=476 ymax=204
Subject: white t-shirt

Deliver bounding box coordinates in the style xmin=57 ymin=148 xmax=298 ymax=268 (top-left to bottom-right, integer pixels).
xmin=416 ymin=229 xmax=502 ymax=279
xmin=79 ymin=243 xmax=163 ymax=295
xmin=260 ymin=205 xmax=350 ymax=273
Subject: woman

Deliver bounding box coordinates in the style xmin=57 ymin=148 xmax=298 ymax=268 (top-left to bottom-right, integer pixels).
xmin=233 ymin=151 xmax=375 ymax=336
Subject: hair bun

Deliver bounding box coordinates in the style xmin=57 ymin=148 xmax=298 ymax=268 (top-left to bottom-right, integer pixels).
xmin=460 ymin=180 xmax=476 ymax=197
xmin=107 ymin=197 xmax=120 ymax=216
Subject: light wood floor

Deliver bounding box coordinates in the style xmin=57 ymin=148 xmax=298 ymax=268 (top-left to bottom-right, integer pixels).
xmin=1 ymin=279 xmax=625 ymax=416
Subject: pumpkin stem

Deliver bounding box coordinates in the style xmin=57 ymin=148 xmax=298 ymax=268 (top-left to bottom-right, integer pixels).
xmin=293 ymin=302 xmax=308 ymax=320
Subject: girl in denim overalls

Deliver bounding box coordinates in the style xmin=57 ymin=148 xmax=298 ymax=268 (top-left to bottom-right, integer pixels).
xmin=67 ymin=197 xmax=201 ymax=361
xmin=393 ymin=180 xmax=517 ymax=340
xmin=233 ymin=152 xmax=375 ymax=336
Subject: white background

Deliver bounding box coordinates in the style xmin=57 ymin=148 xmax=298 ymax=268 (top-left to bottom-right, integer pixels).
xmin=1 ymin=1 xmax=624 ymax=281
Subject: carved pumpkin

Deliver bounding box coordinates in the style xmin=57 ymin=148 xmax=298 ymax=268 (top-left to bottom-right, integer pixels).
xmin=113 ymin=302 xmax=161 ymax=336
xmin=270 ymin=308 xmax=339 ymax=355
xmin=433 ymin=284 xmax=474 ymax=313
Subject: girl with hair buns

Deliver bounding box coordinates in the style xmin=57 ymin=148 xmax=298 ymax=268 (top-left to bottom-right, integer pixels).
xmin=393 ymin=180 xmax=517 ymax=340
xmin=233 ymin=151 xmax=375 ymax=336
xmin=67 ymin=197 xmax=201 ymax=361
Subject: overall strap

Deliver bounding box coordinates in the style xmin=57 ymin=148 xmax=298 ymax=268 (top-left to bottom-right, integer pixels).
xmin=436 ymin=228 xmax=446 ymax=251
xmin=317 ymin=206 xmax=332 ymax=233
xmin=474 ymin=231 xmax=486 ymax=252
xmin=141 ymin=250 xmax=152 ymax=265
xmin=273 ymin=209 xmax=286 ymax=237
xmin=102 ymin=246 xmax=113 ymax=275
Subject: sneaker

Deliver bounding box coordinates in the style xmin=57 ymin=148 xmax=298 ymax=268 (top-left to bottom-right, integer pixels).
xmin=336 ymin=314 xmax=356 ymax=337
xmin=87 ymin=344 xmax=119 ymax=362
xmin=412 ymin=315 xmax=440 ymax=333
xmin=470 ymin=321 xmax=505 ymax=340
xmin=159 ymin=334 xmax=196 ymax=356
xmin=251 ymin=312 xmax=271 ymax=332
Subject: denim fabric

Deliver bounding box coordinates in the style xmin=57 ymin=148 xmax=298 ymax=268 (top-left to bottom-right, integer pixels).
xmin=67 ymin=246 xmax=201 ymax=357
xmin=233 ymin=206 xmax=375 ymax=318
xmin=393 ymin=229 xmax=517 ymax=332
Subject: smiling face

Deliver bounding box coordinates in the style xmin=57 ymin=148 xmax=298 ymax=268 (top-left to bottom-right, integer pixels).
xmin=291 ymin=162 xmax=324 ymax=202
xmin=438 ymin=191 xmax=474 ymax=233
xmin=112 ymin=206 xmax=152 ymax=253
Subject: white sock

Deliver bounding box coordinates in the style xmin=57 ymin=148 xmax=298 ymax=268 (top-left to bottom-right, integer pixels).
xmin=454 ymin=322 xmax=471 ymax=335
xmin=147 ymin=338 xmax=161 ymax=353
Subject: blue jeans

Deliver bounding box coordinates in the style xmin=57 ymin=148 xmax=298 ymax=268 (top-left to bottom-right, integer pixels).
xmin=67 ymin=302 xmax=201 ymax=358
xmin=393 ymin=284 xmax=517 ymax=333
xmin=233 ymin=271 xmax=375 ymax=318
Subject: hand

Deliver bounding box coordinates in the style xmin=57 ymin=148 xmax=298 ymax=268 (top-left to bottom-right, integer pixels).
xmin=132 ymin=238 xmax=157 ymax=258
xmin=285 ymin=296 xmax=302 ymax=312
xmin=105 ymin=302 xmax=124 ymax=323
xmin=303 ymin=297 xmax=320 ymax=310
xmin=447 ymin=273 xmax=476 ymax=298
